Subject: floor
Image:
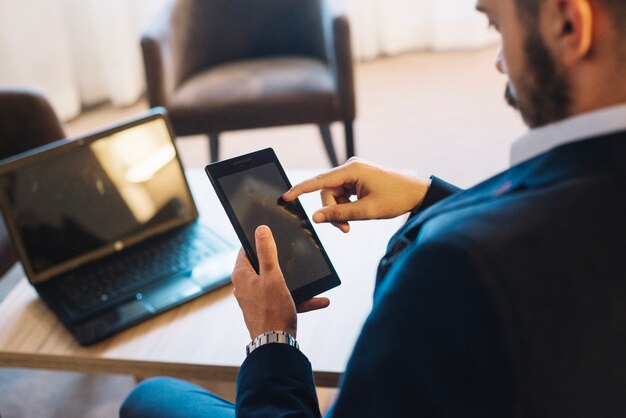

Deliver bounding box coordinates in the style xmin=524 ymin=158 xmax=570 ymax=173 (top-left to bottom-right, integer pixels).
xmin=0 ymin=46 xmax=527 ymax=418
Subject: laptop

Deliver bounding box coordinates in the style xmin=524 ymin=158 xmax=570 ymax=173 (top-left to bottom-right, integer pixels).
xmin=0 ymin=108 xmax=237 ymax=345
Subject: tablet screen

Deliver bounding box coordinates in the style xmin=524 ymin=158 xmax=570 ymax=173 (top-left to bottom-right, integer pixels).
xmin=218 ymin=162 xmax=331 ymax=291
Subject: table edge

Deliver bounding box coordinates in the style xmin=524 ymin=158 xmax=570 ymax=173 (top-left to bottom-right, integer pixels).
xmin=0 ymin=351 xmax=340 ymax=387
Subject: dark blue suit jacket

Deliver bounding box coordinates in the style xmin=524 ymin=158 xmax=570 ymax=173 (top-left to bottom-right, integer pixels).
xmin=236 ymin=132 xmax=626 ymax=417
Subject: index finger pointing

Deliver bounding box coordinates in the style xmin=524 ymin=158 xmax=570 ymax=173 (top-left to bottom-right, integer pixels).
xmin=283 ymin=169 xmax=355 ymax=201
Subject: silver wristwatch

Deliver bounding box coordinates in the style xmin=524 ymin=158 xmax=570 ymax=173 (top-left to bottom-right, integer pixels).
xmin=246 ymin=330 xmax=299 ymax=356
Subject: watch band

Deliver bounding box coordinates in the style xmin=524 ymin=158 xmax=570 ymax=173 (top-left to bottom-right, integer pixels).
xmin=246 ymin=330 xmax=299 ymax=356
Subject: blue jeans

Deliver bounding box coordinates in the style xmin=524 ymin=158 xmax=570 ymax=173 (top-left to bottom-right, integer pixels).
xmin=120 ymin=377 xmax=236 ymax=418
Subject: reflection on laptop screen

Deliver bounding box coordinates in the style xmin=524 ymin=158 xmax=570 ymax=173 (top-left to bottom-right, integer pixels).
xmin=0 ymin=118 xmax=196 ymax=281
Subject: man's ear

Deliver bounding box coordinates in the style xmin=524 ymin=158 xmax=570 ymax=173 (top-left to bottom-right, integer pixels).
xmin=543 ymin=0 xmax=593 ymax=64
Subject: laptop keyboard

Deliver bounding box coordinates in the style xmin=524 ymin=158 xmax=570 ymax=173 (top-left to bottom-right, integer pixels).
xmin=52 ymin=224 xmax=227 ymax=312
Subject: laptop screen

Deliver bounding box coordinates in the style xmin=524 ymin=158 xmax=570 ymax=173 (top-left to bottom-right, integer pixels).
xmin=0 ymin=114 xmax=197 ymax=283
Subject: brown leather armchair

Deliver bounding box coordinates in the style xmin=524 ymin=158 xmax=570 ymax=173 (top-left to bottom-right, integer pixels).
xmin=141 ymin=0 xmax=356 ymax=166
xmin=0 ymin=89 xmax=66 ymax=276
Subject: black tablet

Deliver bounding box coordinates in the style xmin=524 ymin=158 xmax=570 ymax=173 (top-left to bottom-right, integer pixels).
xmin=205 ymin=148 xmax=341 ymax=304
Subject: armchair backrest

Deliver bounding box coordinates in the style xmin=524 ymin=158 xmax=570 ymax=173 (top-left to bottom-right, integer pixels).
xmin=0 ymin=88 xmax=66 ymax=276
xmin=170 ymin=0 xmax=331 ymax=84
xmin=0 ymin=89 xmax=66 ymax=159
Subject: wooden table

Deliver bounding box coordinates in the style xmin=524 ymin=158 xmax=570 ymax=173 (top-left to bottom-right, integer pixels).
xmin=0 ymin=169 xmax=406 ymax=387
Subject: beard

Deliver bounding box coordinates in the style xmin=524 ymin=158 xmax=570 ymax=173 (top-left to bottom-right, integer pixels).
xmin=505 ymin=82 xmax=518 ymax=110
xmin=504 ymin=30 xmax=571 ymax=128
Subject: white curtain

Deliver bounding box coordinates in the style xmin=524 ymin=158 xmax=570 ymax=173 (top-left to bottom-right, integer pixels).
xmin=0 ymin=0 xmax=81 ymax=120
xmin=340 ymin=0 xmax=498 ymax=60
xmin=0 ymin=0 xmax=168 ymax=121
xmin=0 ymin=0 xmax=495 ymax=121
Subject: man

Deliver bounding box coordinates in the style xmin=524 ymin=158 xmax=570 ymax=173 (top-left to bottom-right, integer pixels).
xmin=121 ymin=0 xmax=626 ymax=416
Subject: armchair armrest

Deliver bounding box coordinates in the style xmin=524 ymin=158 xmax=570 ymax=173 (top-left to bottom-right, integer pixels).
xmin=141 ymin=2 xmax=179 ymax=108
xmin=332 ymin=15 xmax=356 ymax=122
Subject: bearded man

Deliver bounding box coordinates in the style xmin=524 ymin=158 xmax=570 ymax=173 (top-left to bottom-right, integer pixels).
xmin=122 ymin=0 xmax=626 ymax=416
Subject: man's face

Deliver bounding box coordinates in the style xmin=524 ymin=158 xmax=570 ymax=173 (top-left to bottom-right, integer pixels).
xmin=477 ymin=0 xmax=571 ymax=128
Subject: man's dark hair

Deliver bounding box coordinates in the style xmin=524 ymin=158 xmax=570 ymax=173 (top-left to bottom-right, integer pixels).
xmin=595 ymin=0 xmax=626 ymax=40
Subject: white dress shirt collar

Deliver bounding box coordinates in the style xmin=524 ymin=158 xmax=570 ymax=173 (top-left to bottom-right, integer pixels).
xmin=510 ymin=103 xmax=626 ymax=166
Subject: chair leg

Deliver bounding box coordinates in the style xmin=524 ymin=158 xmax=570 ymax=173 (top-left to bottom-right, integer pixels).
xmin=344 ymin=121 xmax=355 ymax=161
xmin=208 ymin=132 xmax=220 ymax=163
xmin=319 ymin=124 xmax=339 ymax=167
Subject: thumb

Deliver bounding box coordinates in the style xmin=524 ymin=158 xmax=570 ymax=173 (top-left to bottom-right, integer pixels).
xmin=255 ymin=225 xmax=280 ymax=275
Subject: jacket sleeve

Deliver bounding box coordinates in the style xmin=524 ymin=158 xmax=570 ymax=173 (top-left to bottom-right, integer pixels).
xmin=327 ymin=238 xmax=513 ymax=417
xmin=236 ymin=343 xmax=321 ymax=418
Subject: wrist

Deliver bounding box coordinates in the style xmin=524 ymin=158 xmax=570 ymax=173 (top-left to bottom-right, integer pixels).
xmin=248 ymin=323 xmax=296 ymax=340
xmin=246 ymin=315 xmax=298 ymax=340
xmin=409 ymin=177 xmax=432 ymax=213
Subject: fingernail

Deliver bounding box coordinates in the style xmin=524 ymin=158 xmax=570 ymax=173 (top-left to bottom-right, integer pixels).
xmin=256 ymin=226 xmax=270 ymax=238
xmin=313 ymin=212 xmax=326 ymax=223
